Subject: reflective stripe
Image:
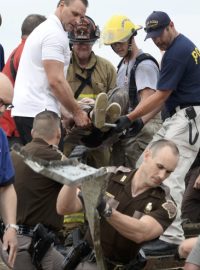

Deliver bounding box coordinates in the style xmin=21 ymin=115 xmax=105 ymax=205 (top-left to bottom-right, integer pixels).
xmin=64 ymin=212 xmax=84 ymax=224
xmin=78 ymin=93 xmax=98 ymax=99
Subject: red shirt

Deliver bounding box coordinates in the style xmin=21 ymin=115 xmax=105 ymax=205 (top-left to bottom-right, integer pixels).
xmin=0 ymin=38 xmax=26 ymax=137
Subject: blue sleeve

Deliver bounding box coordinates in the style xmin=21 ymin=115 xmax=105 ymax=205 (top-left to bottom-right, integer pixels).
xmin=0 ymin=128 xmax=15 ymax=186
xmin=0 ymin=44 xmax=5 ymax=71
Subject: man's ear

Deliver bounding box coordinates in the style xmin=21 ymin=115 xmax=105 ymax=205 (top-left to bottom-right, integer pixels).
xmin=57 ymin=127 xmax=61 ymax=140
xmin=143 ymin=148 xmax=151 ymax=161
xmin=60 ymin=0 xmax=65 ymax=7
xmin=31 ymin=129 xmax=34 ymax=138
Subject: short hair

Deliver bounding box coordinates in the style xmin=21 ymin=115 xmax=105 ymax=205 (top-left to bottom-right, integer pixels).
xmin=57 ymin=0 xmax=89 ymax=8
xmin=32 ymin=110 xmax=61 ymax=141
xmin=149 ymin=139 xmax=179 ymax=157
xmin=21 ymin=14 xmax=46 ymax=36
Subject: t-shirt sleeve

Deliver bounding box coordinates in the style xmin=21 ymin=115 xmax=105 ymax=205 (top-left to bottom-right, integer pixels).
xmin=0 ymin=129 xmax=15 ymax=186
xmin=41 ymin=32 xmax=66 ymax=63
xmin=135 ymin=60 xmax=159 ymax=91
xmin=148 ymin=198 xmax=177 ymax=231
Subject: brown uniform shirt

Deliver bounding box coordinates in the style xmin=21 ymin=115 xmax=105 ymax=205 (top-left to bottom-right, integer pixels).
xmin=101 ymin=169 xmax=177 ymax=263
xmin=181 ymin=166 xmax=200 ymax=222
xmin=11 ymin=138 xmax=64 ymax=231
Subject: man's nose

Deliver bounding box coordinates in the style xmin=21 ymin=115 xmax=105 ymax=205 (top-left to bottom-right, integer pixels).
xmin=158 ymin=170 xmax=167 ymax=180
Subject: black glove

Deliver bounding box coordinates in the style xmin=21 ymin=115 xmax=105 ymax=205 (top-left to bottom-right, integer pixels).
xmin=96 ymin=196 xmax=112 ymax=218
xmin=127 ymin=118 xmax=144 ymax=137
xmin=114 ymin=115 xmax=132 ymax=133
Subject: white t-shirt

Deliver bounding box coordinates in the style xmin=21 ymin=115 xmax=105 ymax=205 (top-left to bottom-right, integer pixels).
xmin=117 ymin=50 xmax=159 ymax=93
xmin=12 ymin=15 xmax=70 ymax=117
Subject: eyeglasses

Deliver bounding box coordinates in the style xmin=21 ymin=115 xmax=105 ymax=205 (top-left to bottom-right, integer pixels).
xmin=0 ymin=98 xmax=13 ymax=109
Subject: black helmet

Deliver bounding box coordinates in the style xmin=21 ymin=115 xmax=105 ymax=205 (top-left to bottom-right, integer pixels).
xmin=68 ymin=16 xmax=100 ymax=44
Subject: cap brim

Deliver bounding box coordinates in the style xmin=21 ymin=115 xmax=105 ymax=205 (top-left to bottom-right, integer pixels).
xmin=144 ymin=27 xmax=165 ymax=41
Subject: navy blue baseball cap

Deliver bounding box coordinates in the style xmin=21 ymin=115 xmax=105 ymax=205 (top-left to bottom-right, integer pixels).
xmin=144 ymin=11 xmax=171 ymax=41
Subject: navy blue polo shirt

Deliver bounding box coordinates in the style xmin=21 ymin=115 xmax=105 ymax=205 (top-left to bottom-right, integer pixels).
xmin=0 ymin=44 xmax=5 ymax=71
xmin=0 ymin=128 xmax=15 ymax=186
xmin=158 ymin=34 xmax=200 ymax=114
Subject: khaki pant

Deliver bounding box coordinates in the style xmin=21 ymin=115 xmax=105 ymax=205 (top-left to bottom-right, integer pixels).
xmin=13 ymin=235 xmax=64 ymax=270
xmin=108 ymin=87 xmax=162 ymax=168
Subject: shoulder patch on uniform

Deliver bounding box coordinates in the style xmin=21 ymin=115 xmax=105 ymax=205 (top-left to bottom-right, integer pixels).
xmin=162 ymin=200 xmax=177 ymax=219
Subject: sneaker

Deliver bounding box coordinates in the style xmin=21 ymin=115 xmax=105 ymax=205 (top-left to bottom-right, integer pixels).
xmin=105 ymin=102 xmax=121 ymax=124
xmin=101 ymin=102 xmax=121 ymax=132
xmin=92 ymin=93 xmax=108 ymax=129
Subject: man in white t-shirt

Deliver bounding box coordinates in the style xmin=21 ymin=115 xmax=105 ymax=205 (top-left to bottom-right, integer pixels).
xmin=12 ymin=0 xmax=90 ymax=145
xmin=101 ymin=15 xmax=162 ymax=168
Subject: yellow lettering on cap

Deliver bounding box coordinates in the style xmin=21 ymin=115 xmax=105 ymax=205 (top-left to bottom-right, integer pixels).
xmin=146 ymin=20 xmax=159 ymax=28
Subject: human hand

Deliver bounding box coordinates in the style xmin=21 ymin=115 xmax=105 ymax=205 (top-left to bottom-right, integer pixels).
xmin=114 ymin=115 xmax=132 ymax=133
xmin=78 ymin=98 xmax=95 ymax=105
xmin=73 ymin=109 xmax=91 ymax=128
xmin=126 ymin=118 xmax=144 ymax=137
xmin=193 ymin=174 xmax=200 ymax=189
xmin=96 ymin=195 xmax=112 ymax=218
xmin=3 ymin=228 xmax=18 ymax=268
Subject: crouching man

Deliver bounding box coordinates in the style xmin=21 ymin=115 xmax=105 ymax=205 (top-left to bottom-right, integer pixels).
xmin=11 ymin=110 xmax=67 ymax=270
xmin=57 ymin=139 xmax=179 ymax=269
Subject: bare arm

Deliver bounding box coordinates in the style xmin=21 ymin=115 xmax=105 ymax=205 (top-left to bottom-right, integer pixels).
xmin=106 ymin=209 xmax=163 ymax=243
xmin=139 ymin=88 xmax=162 ymax=124
xmin=57 ymin=186 xmax=164 ymax=244
xmin=128 ymin=89 xmax=172 ymax=122
xmin=193 ymin=174 xmax=200 ymax=189
xmin=184 ymin=263 xmax=200 ymax=270
xmin=0 ymin=184 xmax=17 ymax=268
xmin=0 ymin=72 xmax=13 ymax=104
xmin=56 ymin=185 xmax=82 ymax=215
xmin=43 ymin=59 xmax=90 ymax=127
xmin=179 ymin=237 xmax=198 ymax=258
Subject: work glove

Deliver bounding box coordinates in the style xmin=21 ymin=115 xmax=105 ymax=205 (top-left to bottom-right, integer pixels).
xmin=114 ymin=115 xmax=132 ymax=133
xmin=115 ymin=116 xmax=144 ymax=135
xmin=126 ymin=118 xmax=144 ymax=138
xmin=96 ymin=195 xmax=112 ymax=218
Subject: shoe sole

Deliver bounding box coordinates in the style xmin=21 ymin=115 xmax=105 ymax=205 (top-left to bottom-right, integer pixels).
xmin=106 ymin=102 xmax=121 ymax=123
xmin=93 ymin=93 xmax=108 ymax=129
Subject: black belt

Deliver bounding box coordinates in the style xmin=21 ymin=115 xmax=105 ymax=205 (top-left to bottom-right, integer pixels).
xmin=18 ymin=225 xmax=34 ymax=237
xmin=169 ymin=103 xmax=200 ymax=117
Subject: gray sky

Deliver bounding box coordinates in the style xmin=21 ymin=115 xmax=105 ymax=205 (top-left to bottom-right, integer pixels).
xmin=1 ymin=0 xmax=200 ymax=66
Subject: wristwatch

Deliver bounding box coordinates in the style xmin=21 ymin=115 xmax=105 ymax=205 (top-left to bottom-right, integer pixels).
xmin=5 ymin=224 xmax=19 ymax=232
